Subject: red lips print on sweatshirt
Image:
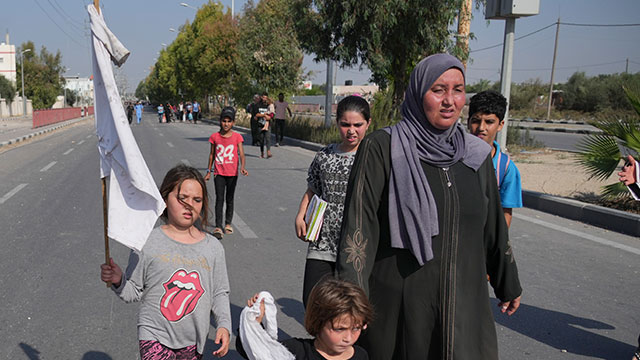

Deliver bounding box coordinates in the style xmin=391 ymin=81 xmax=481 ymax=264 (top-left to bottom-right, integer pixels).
xmin=161 ymin=269 xmax=205 ymax=322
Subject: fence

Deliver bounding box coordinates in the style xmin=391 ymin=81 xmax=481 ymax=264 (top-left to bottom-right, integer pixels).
xmin=32 ymin=106 xmax=94 ymax=128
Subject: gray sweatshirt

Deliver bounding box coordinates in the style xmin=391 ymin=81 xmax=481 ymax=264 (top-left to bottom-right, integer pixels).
xmin=113 ymin=227 xmax=231 ymax=354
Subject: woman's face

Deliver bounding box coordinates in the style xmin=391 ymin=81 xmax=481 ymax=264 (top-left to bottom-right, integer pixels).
xmin=422 ymin=68 xmax=466 ymax=130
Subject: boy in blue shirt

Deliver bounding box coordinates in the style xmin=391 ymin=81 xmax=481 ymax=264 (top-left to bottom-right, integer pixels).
xmin=468 ymin=90 xmax=522 ymax=227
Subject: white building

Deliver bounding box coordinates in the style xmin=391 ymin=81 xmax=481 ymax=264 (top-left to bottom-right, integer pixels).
xmin=0 ymin=33 xmax=16 ymax=85
xmin=64 ymin=75 xmax=94 ymax=107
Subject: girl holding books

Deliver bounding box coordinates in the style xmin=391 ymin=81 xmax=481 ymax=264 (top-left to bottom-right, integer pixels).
xmin=294 ymin=95 xmax=371 ymax=307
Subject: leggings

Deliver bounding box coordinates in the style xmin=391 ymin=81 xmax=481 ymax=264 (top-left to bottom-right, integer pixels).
xmin=214 ymin=175 xmax=238 ymax=228
xmin=302 ymin=259 xmax=335 ymax=308
xmin=139 ymin=340 xmax=202 ymax=360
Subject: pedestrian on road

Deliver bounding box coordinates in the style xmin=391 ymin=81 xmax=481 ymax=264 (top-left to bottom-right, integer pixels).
xmin=238 ymin=278 xmax=373 ymax=360
xmin=134 ymin=101 xmax=143 ymax=124
xmin=186 ymin=102 xmax=194 ymax=123
xmin=126 ymin=102 xmax=134 ymax=124
xmin=274 ymin=92 xmax=292 ymax=146
xmin=467 ymin=90 xmax=523 ymax=227
xmin=157 ymin=103 xmax=164 ymax=123
xmin=204 ymin=106 xmax=248 ymax=239
xmin=295 ymin=95 xmax=371 ymax=307
xmin=193 ymin=100 xmax=200 ymax=123
xmin=256 ymin=92 xmax=273 ymax=158
xmin=100 ymin=164 xmax=231 ymax=359
xmin=336 ymin=54 xmax=522 ymax=359
xmin=248 ymin=94 xmax=261 ymax=146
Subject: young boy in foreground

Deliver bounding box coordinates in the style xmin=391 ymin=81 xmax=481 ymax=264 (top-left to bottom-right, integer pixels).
xmin=468 ymin=90 xmax=523 ymax=227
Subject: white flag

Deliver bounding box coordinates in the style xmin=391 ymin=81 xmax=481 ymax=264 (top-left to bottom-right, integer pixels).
xmin=89 ymin=5 xmax=165 ymax=251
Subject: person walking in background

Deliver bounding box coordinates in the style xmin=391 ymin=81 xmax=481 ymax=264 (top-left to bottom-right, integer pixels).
xmin=157 ymin=103 xmax=164 ymax=123
xmin=193 ymin=100 xmax=200 ymax=124
xmin=179 ymin=101 xmax=185 ymax=122
xmin=205 ymin=106 xmax=248 ymax=240
xmin=273 ymin=92 xmax=292 ymax=147
xmin=256 ymin=93 xmax=273 ymax=158
xmin=100 ymin=164 xmax=231 ymax=358
xmin=126 ymin=102 xmax=134 ymax=124
xmin=134 ymin=101 xmax=143 ymax=125
xmin=467 ymin=90 xmax=523 ymax=227
xmin=248 ymin=94 xmax=260 ymax=146
xmin=186 ymin=102 xmax=194 ymax=122
xmin=295 ymin=95 xmax=371 ymax=307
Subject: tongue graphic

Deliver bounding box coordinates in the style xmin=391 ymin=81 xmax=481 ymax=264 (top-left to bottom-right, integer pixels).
xmin=160 ymin=269 xmax=205 ymax=322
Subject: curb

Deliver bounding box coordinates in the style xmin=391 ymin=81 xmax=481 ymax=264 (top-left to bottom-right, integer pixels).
xmin=512 ymin=124 xmax=602 ymax=135
xmin=511 ymin=118 xmax=587 ymax=125
xmin=0 ymin=116 xmax=92 ymax=148
xmin=523 ymin=190 xmax=640 ymax=237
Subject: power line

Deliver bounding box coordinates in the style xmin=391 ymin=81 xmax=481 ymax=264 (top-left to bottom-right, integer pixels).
xmin=470 ymin=22 xmax=556 ymax=53
xmin=33 ymin=0 xmax=86 ymax=48
xmin=470 ymin=59 xmax=633 ymax=72
xmin=46 ymin=0 xmax=86 ymax=35
xmin=560 ymin=22 xmax=640 ymax=27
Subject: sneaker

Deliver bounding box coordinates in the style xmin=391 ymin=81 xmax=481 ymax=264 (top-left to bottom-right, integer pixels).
xmin=213 ymin=228 xmax=224 ymax=239
xmin=275 ymin=143 xmax=280 ymax=147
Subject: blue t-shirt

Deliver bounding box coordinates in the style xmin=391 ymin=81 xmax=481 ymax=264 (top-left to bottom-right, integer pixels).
xmin=492 ymin=141 xmax=522 ymax=209
xmin=135 ymin=104 xmax=143 ymax=116
xmin=193 ymin=102 xmax=199 ymax=112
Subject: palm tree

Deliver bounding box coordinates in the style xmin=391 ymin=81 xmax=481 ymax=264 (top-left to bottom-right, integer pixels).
xmin=577 ymin=86 xmax=640 ymax=197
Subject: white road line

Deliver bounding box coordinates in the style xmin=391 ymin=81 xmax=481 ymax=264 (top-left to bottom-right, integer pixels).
xmin=63 ymin=148 xmax=74 ymax=155
xmin=77 ymin=140 xmax=85 ymax=145
xmin=159 ymin=133 xmax=164 ymax=137
xmin=232 ymin=212 xmax=257 ymax=238
xmin=0 ymin=184 xmax=28 ymax=204
xmin=181 ymin=159 xmax=191 ymax=166
xmin=40 ymin=161 xmax=57 ymax=172
xmin=514 ymin=213 xmax=640 ymax=256
xmin=167 ymin=142 xmax=174 ymax=148
xmin=86 ymin=135 xmax=92 ymax=139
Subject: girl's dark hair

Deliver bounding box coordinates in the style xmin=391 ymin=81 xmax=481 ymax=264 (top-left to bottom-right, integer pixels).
xmin=468 ymin=90 xmax=507 ymax=121
xmin=304 ymin=279 xmax=374 ymax=337
xmin=159 ymin=164 xmax=209 ymax=228
xmin=336 ymin=95 xmax=371 ymax=123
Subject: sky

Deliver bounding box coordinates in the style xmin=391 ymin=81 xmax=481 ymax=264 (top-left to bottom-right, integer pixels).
xmin=2 ymin=0 xmax=639 ymax=95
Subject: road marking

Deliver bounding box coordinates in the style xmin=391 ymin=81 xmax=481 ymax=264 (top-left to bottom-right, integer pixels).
xmin=77 ymin=140 xmax=85 ymax=145
xmin=167 ymin=142 xmax=174 ymax=148
xmin=40 ymin=161 xmax=57 ymax=172
xmin=232 ymin=212 xmax=257 ymax=238
xmin=514 ymin=213 xmax=640 ymax=256
xmin=0 ymin=184 xmax=28 ymax=204
xmin=63 ymin=148 xmax=74 ymax=155
xmin=86 ymin=135 xmax=92 ymax=139
xmin=181 ymin=159 xmax=191 ymax=166
xmin=159 ymin=133 xmax=164 ymax=137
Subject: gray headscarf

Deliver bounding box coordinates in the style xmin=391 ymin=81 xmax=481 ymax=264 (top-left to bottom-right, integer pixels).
xmin=384 ymin=53 xmax=490 ymax=266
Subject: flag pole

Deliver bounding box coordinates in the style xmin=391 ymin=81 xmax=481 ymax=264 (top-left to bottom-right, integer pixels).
xmin=94 ymin=0 xmax=111 ymax=288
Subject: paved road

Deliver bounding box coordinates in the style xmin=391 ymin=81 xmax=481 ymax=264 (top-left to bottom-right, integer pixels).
xmin=0 ymin=113 xmax=638 ymax=359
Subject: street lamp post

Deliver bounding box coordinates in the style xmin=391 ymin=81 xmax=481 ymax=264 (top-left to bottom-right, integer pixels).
xmin=20 ymin=48 xmax=31 ymax=116
xmin=180 ymin=2 xmax=197 ymax=10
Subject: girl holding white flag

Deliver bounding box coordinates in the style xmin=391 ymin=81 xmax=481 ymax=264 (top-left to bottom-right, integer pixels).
xmin=294 ymin=96 xmax=371 ymax=307
xmin=100 ymin=164 xmax=231 ymax=359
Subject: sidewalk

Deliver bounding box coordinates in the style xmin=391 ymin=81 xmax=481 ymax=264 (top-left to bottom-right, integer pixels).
xmin=0 ymin=115 xmax=91 ymax=148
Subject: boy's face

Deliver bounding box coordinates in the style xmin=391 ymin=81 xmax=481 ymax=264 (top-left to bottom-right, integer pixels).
xmin=315 ymin=314 xmax=366 ymax=356
xmin=468 ymin=112 xmax=504 ymax=145
xmin=220 ymin=117 xmax=234 ymax=132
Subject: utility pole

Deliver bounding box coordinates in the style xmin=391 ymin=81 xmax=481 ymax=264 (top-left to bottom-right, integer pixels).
xmin=626 ymin=58 xmax=629 ymax=74
xmin=456 ymin=0 xmax=472 ymax=68
xmin=497 ymin=17 xmax=515 ymax=149
xmin=546 ymin=18 xmax=560 ymax=120
xmin=324 ymin=60 xmax=333 ymax=127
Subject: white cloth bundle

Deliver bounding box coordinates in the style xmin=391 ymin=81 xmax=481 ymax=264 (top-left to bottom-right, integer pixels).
xmin=239 ymin=291 xmax=295 ymax=360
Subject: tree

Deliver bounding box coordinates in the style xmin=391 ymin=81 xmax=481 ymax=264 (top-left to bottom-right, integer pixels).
xmin=65 ymin=89 xmax=78 ymax=107
xmin=291 ymin=0 xmax=465 ymax=111
xmin=233 ymin=0 xmax=304 ymax=105
xmin=0 ymin=76 xmax=16 ymax=103
xmin=16 ymin=41 xmax=65 ymax=109
xmin=577 ymin=85 xmax=640 ymax=197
